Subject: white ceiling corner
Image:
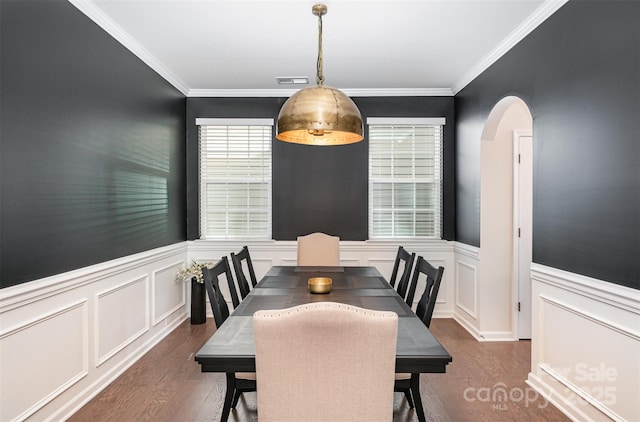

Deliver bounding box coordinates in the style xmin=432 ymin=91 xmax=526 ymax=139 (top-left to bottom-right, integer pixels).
xmin=70 ymin=0 xmax=569 ymax=98
xmin=69 ymin=0 xmax=190 ymax=95
xmin=451 ymin=0 xmax=570 ymax=94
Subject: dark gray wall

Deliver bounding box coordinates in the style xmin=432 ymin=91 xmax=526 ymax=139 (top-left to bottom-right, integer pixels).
xmin=455 ymin=0 xmax=639 ymax=288
xmin=186 ymin=96 xmax=455 ymax=241
xmin=0 ymin=0 xmax=187 ymax=288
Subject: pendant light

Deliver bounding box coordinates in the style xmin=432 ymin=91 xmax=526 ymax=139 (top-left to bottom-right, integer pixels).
xmin=276 ymin=4 xmax=363 ymax=146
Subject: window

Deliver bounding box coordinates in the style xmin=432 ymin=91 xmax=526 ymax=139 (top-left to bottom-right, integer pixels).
xmin=197 ymin=118 xmax=273 ymax=239
xmin=368 ymin=118 xmax=444 ymax=239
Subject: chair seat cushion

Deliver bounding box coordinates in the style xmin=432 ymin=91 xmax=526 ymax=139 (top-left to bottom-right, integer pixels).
xmin=395 ymin=372 xmax=411 ymax=380
xmin=236 ymin=372 xmax=256 ymax=380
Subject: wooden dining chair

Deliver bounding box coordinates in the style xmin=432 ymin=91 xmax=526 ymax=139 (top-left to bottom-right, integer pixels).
xmin=395 ymin=256 xmax=445 ymax=421
xmin=389 ymin=246 xmax=416 ymax=301
xmin=230 ymin=245 xmax=257 ymax=300
xmin=203 ymin=255 xmax=242 ymax=309
xmin=296 ymin=232 xmax=340 ymax=266
xmin=405 ymin=256 xmax=445 ymax=320
xmin=254 ymin=302 xmax=398 ymax=422
xmin=202 ymin=257 xmax=255 ymax=421
xmin=201 ymin=258 xmax=231 ymax=327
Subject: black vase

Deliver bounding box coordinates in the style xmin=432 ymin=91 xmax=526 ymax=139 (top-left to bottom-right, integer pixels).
xmin=191 ymin=277 xmax=206 ymax=324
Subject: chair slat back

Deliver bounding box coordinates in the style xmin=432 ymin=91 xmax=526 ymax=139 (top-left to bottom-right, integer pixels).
xmin=392 ymin=246 xmax=416 ymax=300
xmin=202 ymin=256 xmax=236 ymax=327
xmin=409 ymin=256 xmax=445 ymax=328
xmin=231 ymin=245 xmax=258 ymax=299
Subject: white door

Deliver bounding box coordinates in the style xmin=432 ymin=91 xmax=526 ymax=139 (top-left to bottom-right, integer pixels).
xmin=514 ymin=132 xmax=532 ymax=339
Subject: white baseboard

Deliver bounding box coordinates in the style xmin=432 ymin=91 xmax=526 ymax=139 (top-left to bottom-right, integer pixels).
xmin=56 ymin=314 xmax=187 ymax=421
xmin=526 ymin=372 xmax=593 ymax=422
xmin=453 ymin=313 xmax=483 ymax=341
xmin=476 ymin=330 xmax=515 ymax=342
xmin=452 ymin=314 xmax=513 ymax=342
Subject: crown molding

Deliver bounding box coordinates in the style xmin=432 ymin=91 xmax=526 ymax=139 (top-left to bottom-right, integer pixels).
xmin=344 ymin=88 xmax=453 ymax=97
xmin=187 ymin=87 xmax=453 ymax=98
xmin=71 ymin=0 xmax=566 ymax=99
xmin=68 ymin=0 xmax=190 ymax=96
xmin=451 ymin=0 xmax=570 ymax=95
xmin=188 ymin=88 xmax=297 ymax=98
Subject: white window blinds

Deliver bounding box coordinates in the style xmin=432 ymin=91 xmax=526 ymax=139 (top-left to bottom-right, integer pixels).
xmin=197 ymin=119 xmax=273 ymax=239
xmin=368 ymin=118 xmax=444 ymax=239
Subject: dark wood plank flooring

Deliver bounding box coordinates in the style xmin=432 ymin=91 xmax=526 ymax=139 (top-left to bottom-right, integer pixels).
xmin=69 ymin=318 xmax=569 ymax=421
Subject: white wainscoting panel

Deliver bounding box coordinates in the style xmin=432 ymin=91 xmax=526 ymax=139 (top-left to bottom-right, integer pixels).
xmin=152 ymin=261 xmax=187 ymax=326
xmin=528 ymin=264 xmax=640 ymax=422
xmin=96 ymin=275 xmax=149 ymax=366
xmin=455 ymin=261 xmax=478 ymax=318
xmin=0 ymin=300 xmax=88 ymax=421
xmin=0 ymin=242 xmax=189 ymax=422
xmin=453 ymin=242 xmax=481 ymax=338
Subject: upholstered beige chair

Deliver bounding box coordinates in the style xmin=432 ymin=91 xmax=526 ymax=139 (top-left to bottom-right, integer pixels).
xmin=253 ymin=302 xmax=398 ymax=422
xmin=296 ymin=232 xmax=340 ymax=266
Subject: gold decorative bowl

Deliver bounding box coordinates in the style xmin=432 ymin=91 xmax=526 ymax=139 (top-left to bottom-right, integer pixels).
xmin=308 ymin=277 xmax=332 ymax=294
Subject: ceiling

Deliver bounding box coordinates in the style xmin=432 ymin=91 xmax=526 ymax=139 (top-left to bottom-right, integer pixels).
xmin=70 ymin=0 xmax=568 ymax=97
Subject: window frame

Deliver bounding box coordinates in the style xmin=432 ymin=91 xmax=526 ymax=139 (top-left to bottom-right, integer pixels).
xmin=367 ymin=117 xmax=445 ymax=240
xmin=196 ymin=118 xmax=274 ymax=240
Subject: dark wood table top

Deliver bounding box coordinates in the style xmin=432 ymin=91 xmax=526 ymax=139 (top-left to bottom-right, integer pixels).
xmin=195 ymin=266 xmax=452 ymax=373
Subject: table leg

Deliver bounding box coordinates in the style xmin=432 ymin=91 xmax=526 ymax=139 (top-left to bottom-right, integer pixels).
xmin=221 ymin=373 xmax=235 ymax=422
xmin=411 ymin=373 xmax=426 ymax=422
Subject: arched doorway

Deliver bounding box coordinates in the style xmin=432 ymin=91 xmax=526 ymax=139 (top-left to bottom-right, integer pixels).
xmin=479 ymin=96 xmax=533 ymax=340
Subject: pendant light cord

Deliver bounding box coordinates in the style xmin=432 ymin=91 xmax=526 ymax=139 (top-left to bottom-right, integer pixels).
xmin=316 ymin=12 xmax=324 ymax=86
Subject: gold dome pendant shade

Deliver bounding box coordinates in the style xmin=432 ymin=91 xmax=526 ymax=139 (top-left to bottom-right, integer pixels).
xmin=276 ymin=4 xmax=363 ymax=146
xmin=276 ymin=85 xmax=363 ymax=145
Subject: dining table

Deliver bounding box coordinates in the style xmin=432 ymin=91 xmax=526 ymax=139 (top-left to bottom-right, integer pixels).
xmin=195 ymin=265 xmax=452 ymax=422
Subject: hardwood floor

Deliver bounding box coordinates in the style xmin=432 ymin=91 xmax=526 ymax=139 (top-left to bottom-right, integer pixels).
xmin=69 ymin=318 xmax=569 ymax=421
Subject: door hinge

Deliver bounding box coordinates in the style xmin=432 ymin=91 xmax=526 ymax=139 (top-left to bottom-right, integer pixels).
xmin=518 ymin=154 xmax=521 ymax=163
xmin=518 ymin=302 xmax=521 ymax=312
xmin=518 ymin=228 xmax=521 ymax=237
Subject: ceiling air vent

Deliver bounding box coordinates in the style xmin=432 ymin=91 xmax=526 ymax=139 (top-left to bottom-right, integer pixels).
xmin=276 ymin=76 xmax=309 ymax=85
